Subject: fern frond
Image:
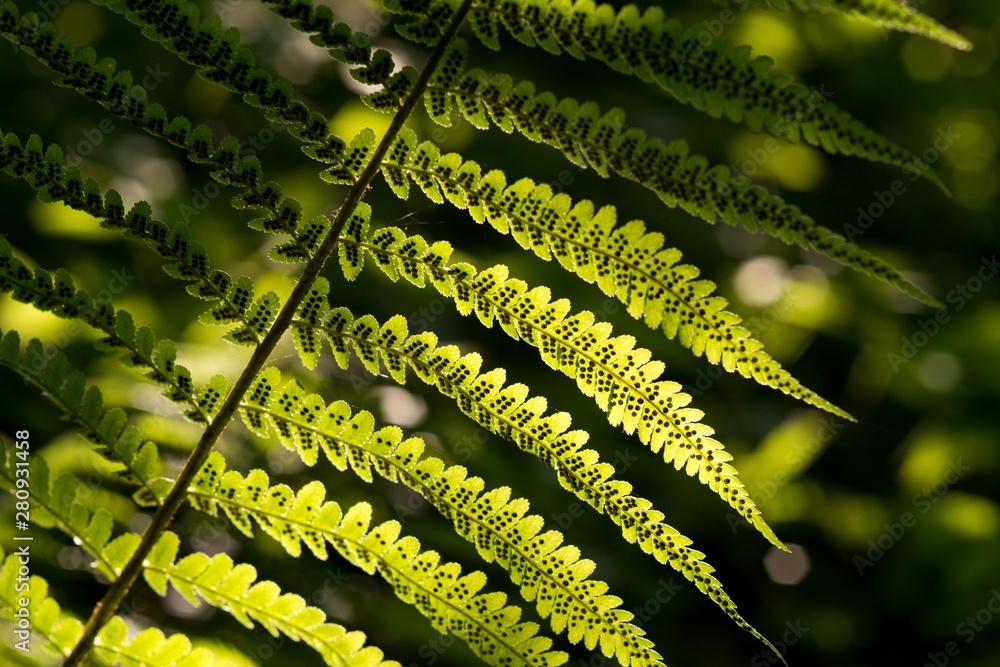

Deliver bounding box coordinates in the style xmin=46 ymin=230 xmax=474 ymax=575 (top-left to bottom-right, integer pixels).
xmin=283 ymin=297 xmax=786 ymax=663
xmin=3 ymin=0 xmax=397 ymax=267
xmin=255 ymin=0 xmax=419 ymax=112
xmin=376 ymin=129 xmax=930 ymax=382
xmin=87 ymin=0 xmax=334 ymax=147
xmin=833 ymin=0 xmax=970 ymax=50
xmin=326 ymin=208 xmax=834 ymax=528
xmin=295 ymin=289 xmax=782 ymax=547
xmin=180 ymin=451 xmax=568 ymax=667
xmin=86 ymin=0 xmax=411 ymax=188
xmin=0 ymin=452 xmax=139 ymax=582
xmin=0 ymin=548 xmax=86 ymax=659
xmin=236 ymin=368 xmax=668 ymax=666
xmin=390 ymin=0 xmax=946 ymax=189
xmin=0 ymin=331 xmax=164 ymax=502
xmin=719 ymin=0 xmax=971 ymax=51
xmin=0 ymin=240 xmax=211 ymax=421
xmin=141 ymin=533 xmax=403 ymax=667
xmin=410 ymin=51 xmax=939 ymax=306
xmin=0 ymin=459 xmax=402 ymax=667
xmin=92 ymin=618 xmax=231 ymax=667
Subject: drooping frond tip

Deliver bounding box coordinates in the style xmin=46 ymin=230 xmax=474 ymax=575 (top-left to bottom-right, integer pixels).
xmin=713 ymin=0 xmax=971 ymax=51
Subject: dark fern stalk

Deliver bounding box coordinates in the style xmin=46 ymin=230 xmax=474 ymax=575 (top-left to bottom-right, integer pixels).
xmin=60 ymin=1 xmax=477 ymax=664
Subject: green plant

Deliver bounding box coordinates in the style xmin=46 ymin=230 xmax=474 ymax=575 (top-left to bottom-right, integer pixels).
xmin=0 ymin=1 xmax=968 ymax=666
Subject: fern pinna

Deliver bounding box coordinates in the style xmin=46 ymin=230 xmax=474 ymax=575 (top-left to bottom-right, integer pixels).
xmin=0 ymin=0 xmax=965 ymax=666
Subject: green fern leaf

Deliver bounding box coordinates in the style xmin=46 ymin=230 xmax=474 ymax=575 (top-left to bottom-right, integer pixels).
xmin=94 ymin=618 xmax=225 ymax=667
xmin=274 ymin=307 xmax=786 ymax=655
xmin=3 ymin=547 xmax=228 ymax=666
xmin=0 ymin=128 xmax=284 ymax=343
xmin=0 ymin=331 xmax=165 ymax=501
xmin=182 ymin=451 xmax=569 ymax=666
xmin=718 ymin=0 xmax=971 ymax=51
xmin=393 ymin=0 xmax=948 ymax=189
xmin=366 ymin=148 xmax=873 ymax=408
xmin=237 ymin=366 xmax=687 ymax=664
xmin=142 ymin=533 xmax=403 ymax=667
xmin=0 ymin=240 xmax=259 ymax=423
xmin=408 ymin=51 xmax=940 ymax=306
xmin=329 ymin=221 xmax=841 ymax=526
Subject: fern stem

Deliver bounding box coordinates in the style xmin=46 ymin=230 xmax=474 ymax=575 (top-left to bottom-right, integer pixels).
xmin=61 ymin=1 xmax=476 ymax=663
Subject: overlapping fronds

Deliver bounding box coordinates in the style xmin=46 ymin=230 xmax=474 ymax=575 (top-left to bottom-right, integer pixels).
xmin=376 ymin=127 xmax=932 ymax=365
xmin=0 ymin=366 xmax=563 ymax=667
xmin=0 ymin=328 xmax=169 ymax=501
xmin=0 ymin=2 xmax=328 ymax=260
xmin=0 ymin=129 xmax=285 ymax=346
xmin=292 ymin=294 xmax=791 ymax=658
xmin=87 ymin=0 xmax=413 ymax=169
xmin=410 ymin=51 xmax=938 ymax=306
xmin=183 ymin=451 xmax=567 ymax=667
xmin=255 ymin=0 xmax=418 ymax=112
xmin=328 ymin=205 xmax=844 ymax=475
xmin=87 ymin=0 xmax=336 ymax=147
xmin=237 ymin=367 xmax=667 ymax=666
xmin=0 ymin=456 xmax=234 ymax=667
xmin=389 ymin=0 xmax=945 ymax=187
xmin=0 ymin=0 xmax=957 ymax=663
xmin=717 ymin=0 xmax=971 ymax=51
xmin=0 ymin=455 xmax=402 ymax=667
xmin=291 ymin=279 xmax=782 ymax=553
xmin=143 ymin=533 xmax=404 ymax=667
xmin=290 ymin=286 xmax=774 ymax=640
xmin=0 ymin=239 xmax=211 ymax=420
xmin=1 ymin=549 xmax=86 ymax=660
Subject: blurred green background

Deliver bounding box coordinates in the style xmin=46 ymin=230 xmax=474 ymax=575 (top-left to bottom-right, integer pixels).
xmin=1 ymin=1 xmax=998 ymax=666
